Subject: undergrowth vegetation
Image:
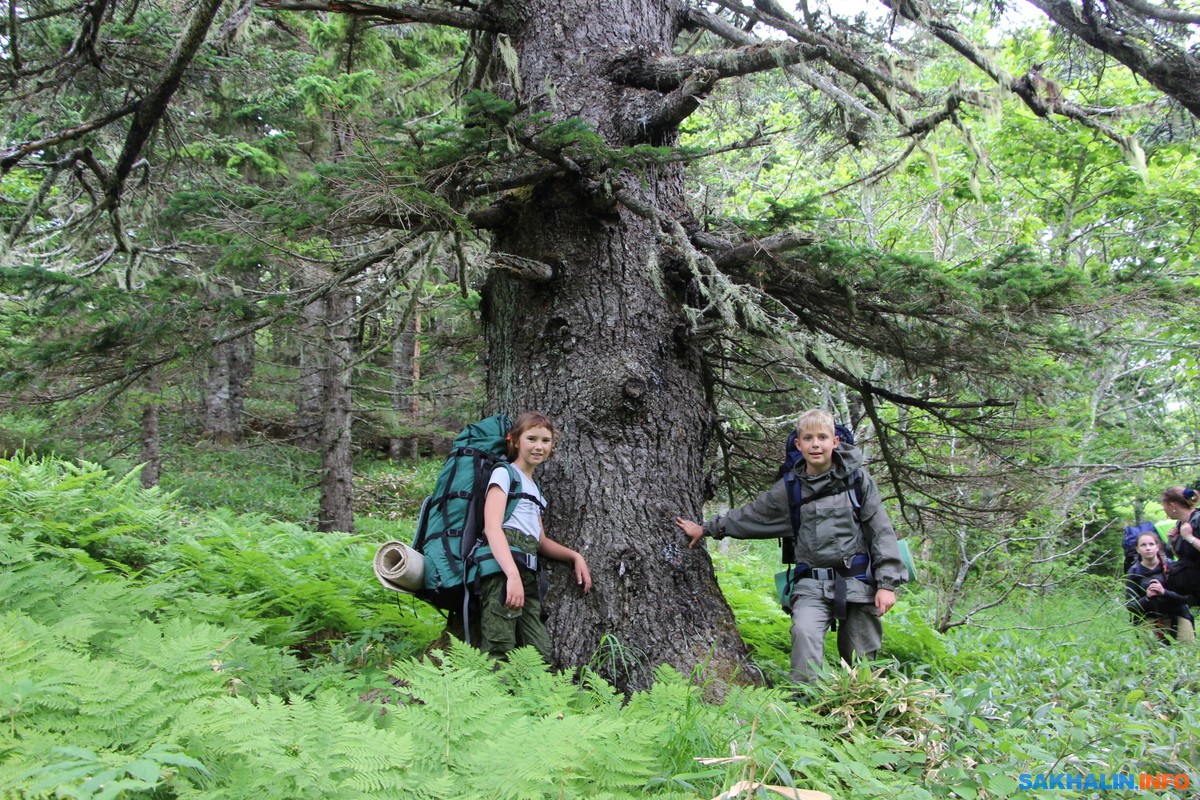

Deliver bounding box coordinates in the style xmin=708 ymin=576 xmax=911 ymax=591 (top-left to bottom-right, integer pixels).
xmin=2 ymin=454 xmax=1197 ymax=799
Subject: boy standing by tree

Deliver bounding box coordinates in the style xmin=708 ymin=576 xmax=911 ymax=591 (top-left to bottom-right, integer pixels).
xmin=676 ymin=410 xmax=906 ymax=683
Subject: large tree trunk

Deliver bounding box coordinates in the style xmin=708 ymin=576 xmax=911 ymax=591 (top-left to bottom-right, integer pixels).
xmin=482 ymin=0 xmax=753 ymax=692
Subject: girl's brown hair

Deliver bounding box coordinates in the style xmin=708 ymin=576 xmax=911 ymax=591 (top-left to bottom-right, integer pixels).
xmin=507 ymin=411 xmax=559 ymax=460
xmin=1161 ymin=486 xmax=1199 ymax=509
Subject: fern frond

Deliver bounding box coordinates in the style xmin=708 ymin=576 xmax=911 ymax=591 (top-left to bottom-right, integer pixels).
xmin=0 ymin=561 xmax=89 ymax=619
xmin=467 ymin=714 xmax=662 ymax=799
xmin=387 ymin=646 xmax=523 ymax=773
xmin=173 ymin=691 xmax=417 ymax=800
xmin=14 ymin=742 xmax=206 ymax=800
xmin=490 ymin=646 xmax=583 ymax=715
xmin=0 ymin=614 xmax=85 ymax=735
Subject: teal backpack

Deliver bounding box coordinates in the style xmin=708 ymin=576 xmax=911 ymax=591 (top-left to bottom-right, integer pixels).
xmin=411 ymin=414 xmax=544 ymax=637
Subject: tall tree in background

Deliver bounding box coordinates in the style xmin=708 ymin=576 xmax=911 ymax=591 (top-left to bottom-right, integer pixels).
xmin=390 ymin=313 xmax=421 ymax=461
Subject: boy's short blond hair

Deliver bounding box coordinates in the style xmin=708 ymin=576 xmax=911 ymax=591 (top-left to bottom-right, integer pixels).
xmin=796 ymin=409 xmax=836 ymax=436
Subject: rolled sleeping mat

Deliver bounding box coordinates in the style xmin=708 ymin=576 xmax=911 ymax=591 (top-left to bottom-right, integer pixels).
xmin=373 ymin=540 xmax=425 ymax=594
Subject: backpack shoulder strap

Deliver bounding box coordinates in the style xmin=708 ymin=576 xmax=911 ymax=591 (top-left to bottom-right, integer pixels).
xmin=848 ymin=469 xmax=863 ymax=524
xmin=499 ymin=463 xmax=546 ymax=517
xmin=781 ymin=469 xmax=865 ymax=566
xmin=783 ymin=471 xmax=804 ymax=537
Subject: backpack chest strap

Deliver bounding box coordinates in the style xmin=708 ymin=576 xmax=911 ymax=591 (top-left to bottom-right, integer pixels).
xmin=509 ymin=490 xmax=546 ymax=511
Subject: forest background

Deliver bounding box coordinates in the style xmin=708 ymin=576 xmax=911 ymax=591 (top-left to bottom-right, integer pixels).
xmin=2 ymin=0 xmax=1200 ymax=798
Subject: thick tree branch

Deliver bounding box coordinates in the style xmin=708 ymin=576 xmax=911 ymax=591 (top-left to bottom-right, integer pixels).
xmin=1 ymin=103 xmax=138 ymax=174
xmin=106 ymin=0 xmax=225 ymax=204
xmin=636 ymin=68 xmax=719 ymax=143
xmin=610 ymin=41 xmax=826 ymax=91
xmin=699 ymin=0 xmax=921 ymax=124
xmin=1114 ymin=0 xmax=1200 ymax=25
xmin=257 ymin=0 xmax=501 ymax=31
xmin=6 ymin=0 xmax=21 ymax=76
xmin=1022 ymin=0 xmax=1200 ymax=119
xmin=488 ymin=252 xmax=554 ymax=282
xmin=218 ymin=0 xmax=260 ymax=42
xmin=462 ymin=166 xmax=565 ymax=197
xmin=704 ymin=231 xmax=818 ymax=270
xmin=685 ymin=7 xmax=880 ymax=126
xmin=65 ymin=0 xmax=112 ymax=69
xmin=466 ymin=203 xmax=519 ymax=230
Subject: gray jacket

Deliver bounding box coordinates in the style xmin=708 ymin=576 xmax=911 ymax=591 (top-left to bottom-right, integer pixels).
xmin=702 ymin=442 xmax=907 ymax=592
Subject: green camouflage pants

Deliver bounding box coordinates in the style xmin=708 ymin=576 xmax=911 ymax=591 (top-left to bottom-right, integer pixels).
xmin=479 ymin=530 xmax=551 ymax=662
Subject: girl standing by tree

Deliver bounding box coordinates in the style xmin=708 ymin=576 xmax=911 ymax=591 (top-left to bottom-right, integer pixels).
xmin=479 ymin=412 xmax=592 ymax=662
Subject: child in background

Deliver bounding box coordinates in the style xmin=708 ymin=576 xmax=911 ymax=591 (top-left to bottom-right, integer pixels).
xmin=1125 ymin=529 xmax=1195 ymax=643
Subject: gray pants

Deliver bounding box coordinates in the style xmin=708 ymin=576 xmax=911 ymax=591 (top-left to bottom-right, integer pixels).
xmin=789 ymin=580 xmax=881 ymax=683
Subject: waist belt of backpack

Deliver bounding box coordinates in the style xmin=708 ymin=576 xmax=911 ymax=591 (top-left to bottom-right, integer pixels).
xmin=797 ymin=557 xmax=871 ymax=621
xmin=477 ymin=546 xmax=539 ymax=573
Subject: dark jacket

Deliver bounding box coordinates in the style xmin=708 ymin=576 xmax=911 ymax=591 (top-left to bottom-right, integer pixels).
xmin=702 ymin=442 xmax=907 ymax=594
xmin=1126 ymin=558 xmax=1193 ymax=621
xmin=1166 ymin=512 xmax=1200 ymax=602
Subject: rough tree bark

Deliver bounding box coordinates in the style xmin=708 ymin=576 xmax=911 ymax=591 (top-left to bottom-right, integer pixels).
xmin=481 ymin=0 xmax=754 ymax=691
xmin=390 ymin=314 xmax=420 ymax=461
xmin=317 ymin=287 xmax=357 ymax=533
xmin=204 ymin=333 xmax=253 ymax=444
xmin=139 ymin=367 xmax=162 ymax=489
xmin=297 ymin=293 xmax=326 ymax=450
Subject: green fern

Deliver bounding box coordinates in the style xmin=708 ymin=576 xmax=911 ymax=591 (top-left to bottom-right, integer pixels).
xmin=161 ymin=514 xmax=385 ymax=647
xmin=488 ymin=645 xmax=586 ymax=714
xmin=0 ymin=453 xmax=178 ymax=568
xmin=383 ymin=642 xmax=664 ymax=798
xmin=172 ymin=692 xmax=416 ymax=800
xmin=18 ymin=744 xmax=207 ymax=800
xmin=0 ymin=611 xmax=261 ymax=749
xmin=1 ymin=454 xmax=433 ymax=658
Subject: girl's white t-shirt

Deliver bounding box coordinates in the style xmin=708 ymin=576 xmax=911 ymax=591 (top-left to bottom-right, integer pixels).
xmin=488 ymin=465 xmax=544 ymax=542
